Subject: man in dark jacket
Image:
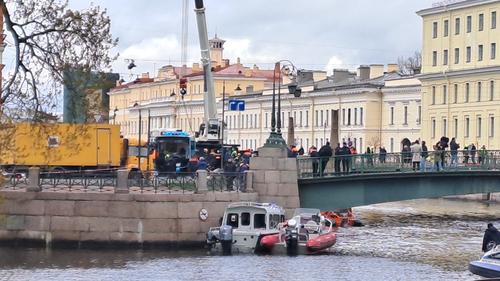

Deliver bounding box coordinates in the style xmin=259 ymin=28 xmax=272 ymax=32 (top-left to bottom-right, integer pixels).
xmin=334 ymin=143 xmax=342 ymax=174
xmin=482 ymin=223 xmax=500 ymax=252
xmin=318 ymin=142 xmax=333 ymax=176
xmin=341 ymin=142 xmax=351 ymax=174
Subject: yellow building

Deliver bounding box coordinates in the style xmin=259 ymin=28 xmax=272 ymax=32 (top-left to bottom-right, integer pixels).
xmin=418 ymin=0 xmax=500 ymax=149
xmin=108 ymin=35 xmax=274 ymax=139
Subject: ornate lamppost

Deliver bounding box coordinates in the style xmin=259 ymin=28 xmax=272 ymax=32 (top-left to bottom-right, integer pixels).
xmin=265 ymin=60 xmax=302 ymax=147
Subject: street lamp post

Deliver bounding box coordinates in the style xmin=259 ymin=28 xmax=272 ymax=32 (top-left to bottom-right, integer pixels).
xmin=264 ymin=60 xmax=302 ymax=148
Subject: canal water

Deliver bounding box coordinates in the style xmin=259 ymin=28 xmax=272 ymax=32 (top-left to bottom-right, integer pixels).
xmin=0 ymin=198 xmax=498 ymax=281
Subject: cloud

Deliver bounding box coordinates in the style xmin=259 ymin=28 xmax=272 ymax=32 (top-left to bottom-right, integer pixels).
xmin=324 ymin=56 xmax=346 ymax=75
xmin=121 ymin=36 xmax=180 ymax=61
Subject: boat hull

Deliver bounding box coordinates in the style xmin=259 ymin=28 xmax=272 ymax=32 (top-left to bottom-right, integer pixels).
xmin=260 ymin=233 xmax=336 ymax=255
xmin=469 ymin=260 xmax=500 ymax=278
xmin=306 ymin=233 xmax=337 ymax=252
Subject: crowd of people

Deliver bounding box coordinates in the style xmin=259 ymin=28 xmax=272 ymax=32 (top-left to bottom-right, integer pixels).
xmin=297 ymin=137 xmax=494 ymax=176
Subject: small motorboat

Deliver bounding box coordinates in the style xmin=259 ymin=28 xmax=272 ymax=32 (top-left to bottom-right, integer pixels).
xmin=260 ymin=208 xmax=336 ymax=255
xmin=206 ymin=202 xmax=286 ymax=255
xmin=469 ymin=245 xmax=500 ymax=278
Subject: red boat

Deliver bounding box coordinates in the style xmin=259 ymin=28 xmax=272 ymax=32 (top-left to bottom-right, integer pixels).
xmin=259 ymin=208 xmax=336 ymax=255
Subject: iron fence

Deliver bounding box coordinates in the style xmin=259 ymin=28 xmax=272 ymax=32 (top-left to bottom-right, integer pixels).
xmin=127 ymin=171 xmax=197 ymax=193
xmin=297 ymin=150 xmax=500 ymax=179
xmin=207 ymin=172 xmax=247 ymax=192
xmin=39 ymin=170 xmax=117 ymax=192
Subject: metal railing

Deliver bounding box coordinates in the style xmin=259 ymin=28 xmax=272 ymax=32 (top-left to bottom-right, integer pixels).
xmin=39 ymin=170 xmax=117 ymax=192
xmin=207 ymin=172 xmax=247 ymax=192
xmin=297 ymin=150 xmax=500 ymax=179
xmin=127 ymin=171 xmax=197 ymax=193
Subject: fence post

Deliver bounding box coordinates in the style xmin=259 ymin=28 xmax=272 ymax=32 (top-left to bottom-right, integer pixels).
xmin=196 ymin=170 xmax=208 ymax=193
xmin=245 ymin=170 xmax=254 ymax=192
xmin=115 ymin=169 xmax=129 ymax=194
xmin=26 ymin=167 xmax=41 ymax=192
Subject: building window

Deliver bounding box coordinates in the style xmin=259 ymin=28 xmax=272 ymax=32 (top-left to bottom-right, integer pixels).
xmin=465 ymin=117 xmax=470 ymax=137
xmin=479 ymin=13 xmax=484 ymax=31
xmin=354 ymin=108 xmax=358 ymax=125
xmin=315 ymin=110 xmax=318 ymax=127
xmin=432 ymin=119 xmax=436 ymax=138
xmin=418 ymin=105 xmax=421 ymax=125
xmin=465 ymin=83 xmax=470 ymax=102
xmin=347 ymin=109 xmax=351 ymax=125
xmin=490 ymin=116 xmax=495 ymax=137
xmin=432 ymin=51 xmax=437 ymax=66
xmin=493 ymin=11 xmax=497 ymax=29
xmin=477 ymin=117 xmax=482 ymax=137
xmin=306 ymin=110 xmax=309 ymax=126
xmin=443 ymin=85 xmax=447 ymax=104
xmin=326 ymin=110 xmax=329 ymax=126
xmin=466 ymin=46 xmax=471 ymax=62
xmin=360 ymin=108 xmax=364 ymax=125
xmin=443 ymin=118 xmax=447 ymax=136
xmin=478 ymin=82 xmax=482 ymax=101
xmin=299 ymin=111 xmax=303 ymax=127
xmin=443 ymin=49 xmax=448 ymax=65
xmin=467 ymin=15 xmax=472 ymax=33
xmin=454 ymin=48 xmax=460 ymax=64
xmin=491 ymin=43 xmax=496 ymax=59
xmin=479 ymin=44 xmax=484 ymax=61
xmin=433 ymin=22 xmax=438 ymax=38
xmin=444 ymin=19 xmax=449 ymax=36
xmin=432 ymin=86 xmax=436 ymax=104
xmin=404 ymin=106 xmax=408 ymax=125
xmin=454 ymin=84 xmax=458 ymax=103
xmin=491 ymin=81 xmax=495 ymax=101
xmin=454 ymin=118 xmax=458 ymax=138
xmin=390 ymin=138 xmax=394 ymax=153
xmin=342 ymin=109 xmax=345 ymax=125
xmin=390 ymin=107 xmax=394 ymax=125
xmin=455 ymin=17 xmax=461 ymax=34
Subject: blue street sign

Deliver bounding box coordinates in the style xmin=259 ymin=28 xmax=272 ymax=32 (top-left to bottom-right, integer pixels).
xmin=228 ymin=99 xmax=245 ymax=111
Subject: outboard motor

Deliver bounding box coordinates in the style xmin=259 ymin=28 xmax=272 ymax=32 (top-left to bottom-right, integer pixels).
xmin=285 ymin=219 xmax=299 ymax=256
xmin=219 ymin=225 xmax=233 ymax=255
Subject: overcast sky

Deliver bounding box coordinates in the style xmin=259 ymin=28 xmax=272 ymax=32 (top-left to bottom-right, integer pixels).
xmin=66 ymin=0 xmax=436 ymax=80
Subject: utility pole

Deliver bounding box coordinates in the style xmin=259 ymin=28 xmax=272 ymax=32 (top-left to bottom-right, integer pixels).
xmin=221 ymin=81 xmax=225 ymax=170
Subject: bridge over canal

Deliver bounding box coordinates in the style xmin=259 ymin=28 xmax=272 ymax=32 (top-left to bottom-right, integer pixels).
xmin=296 ymin=151 xmax=500 ymax=210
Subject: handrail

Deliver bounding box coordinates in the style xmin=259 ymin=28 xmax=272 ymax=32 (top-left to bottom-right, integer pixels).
xmin=297 ymin=150 xmax=500 ymax=179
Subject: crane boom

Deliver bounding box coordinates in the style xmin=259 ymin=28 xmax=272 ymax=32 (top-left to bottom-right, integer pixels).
xmin=193 ymin=0 xmax=219 ymax=141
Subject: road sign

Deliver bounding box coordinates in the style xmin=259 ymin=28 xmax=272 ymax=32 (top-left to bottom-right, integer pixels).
xmin=229 ymin=99 xmax=245 ymax=111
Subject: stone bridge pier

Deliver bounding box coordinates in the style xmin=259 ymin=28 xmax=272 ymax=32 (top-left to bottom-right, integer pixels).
xmin=250 ymin=147 xmax=300 ymax=217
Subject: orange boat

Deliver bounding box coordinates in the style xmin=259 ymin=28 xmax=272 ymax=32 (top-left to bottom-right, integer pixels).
xmin=321 ymin=209 xmax=363 ymax=228
xmin=260 ymin=208 xmax=336 ymax=255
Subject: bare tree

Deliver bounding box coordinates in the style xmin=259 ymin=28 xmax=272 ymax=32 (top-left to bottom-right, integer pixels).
xmin=397 ymin=51 xmax=422 ymax=75
xmin=0 ymin=0 xmax=118 ymax=122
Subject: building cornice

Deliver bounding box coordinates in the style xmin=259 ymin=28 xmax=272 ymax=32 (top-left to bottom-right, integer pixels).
xmin=416 ymin=0 xmax=500 ymax=17
xmin=418 ymin=65 xmax=500 ymax=81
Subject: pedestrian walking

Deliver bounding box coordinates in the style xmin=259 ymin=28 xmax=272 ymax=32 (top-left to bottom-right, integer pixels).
xmin=470 ymin=144 xmax=477 ymax=164
xmin=379 ymin=147 xmax=387 ymax=164
xmin=479 ymin=145 xmax=487 ymax=166
xmin=410 ymin=140 xmax=422 ymax=171
xmin=309 ymin=146 xmax=319 ymax=176
xmin=433 ymin=143 xmax=443 ymax=171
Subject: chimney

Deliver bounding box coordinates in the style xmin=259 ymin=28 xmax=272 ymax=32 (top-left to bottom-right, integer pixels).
xmin=369 ymin=64 xmax=384 ymax=79
xmin=141 ymin=72 xmax=149 ymax=79
xmin=223 ymin=59 xmax=230 ymax=67
xmin=332 ymin=69 xmax=353 ymax=83
xmin=237 ymin=57 xmax=241 ymax=65
xmin=387 ymin=63 xmax=399 ymax=73
xmin=192 ymin=63 xmax=200 ymax=72
xmin=253 ymin=64 xmax=259 ymax=70
xmin=358 ymin=65 xmax=370 ymax=80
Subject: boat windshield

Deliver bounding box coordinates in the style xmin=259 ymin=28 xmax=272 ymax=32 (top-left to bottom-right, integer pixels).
xmin=293 ymin=208 xmax=320 ymax=217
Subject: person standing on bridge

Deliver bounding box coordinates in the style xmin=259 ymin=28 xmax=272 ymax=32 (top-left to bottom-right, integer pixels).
xmin=334 ymin=143 xmax=342 ymax=175
xmin=420 ymin=141 xmax=428 ymax=172
xmin=411 ymin=140 xmax=422 ymax=171
xmin=450 ymin=138 xmax=460 ymax=168
xmin=341 ymin=142 xmax=351 ymax=174
xmin=309 ymin=146 xmax=319 ymax=177
xmin=319 ymin=142 xmax=333 ymax=177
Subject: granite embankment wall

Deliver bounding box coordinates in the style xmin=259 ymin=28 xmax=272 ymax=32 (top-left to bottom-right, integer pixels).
xmin=0 ymin=191 xmax=258 ymax=248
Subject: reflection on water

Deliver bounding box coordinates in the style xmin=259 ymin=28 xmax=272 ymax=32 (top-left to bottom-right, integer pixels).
xmin=0 ymin=198 xmax=498 ymax=281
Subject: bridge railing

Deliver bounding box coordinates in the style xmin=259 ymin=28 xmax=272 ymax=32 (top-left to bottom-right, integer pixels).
xmin=297 ymin=150 xmax=500 ymax=179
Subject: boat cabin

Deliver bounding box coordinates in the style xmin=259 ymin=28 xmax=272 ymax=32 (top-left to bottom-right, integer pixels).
xmin=222 ymin=202 xmax=285 ymax=231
